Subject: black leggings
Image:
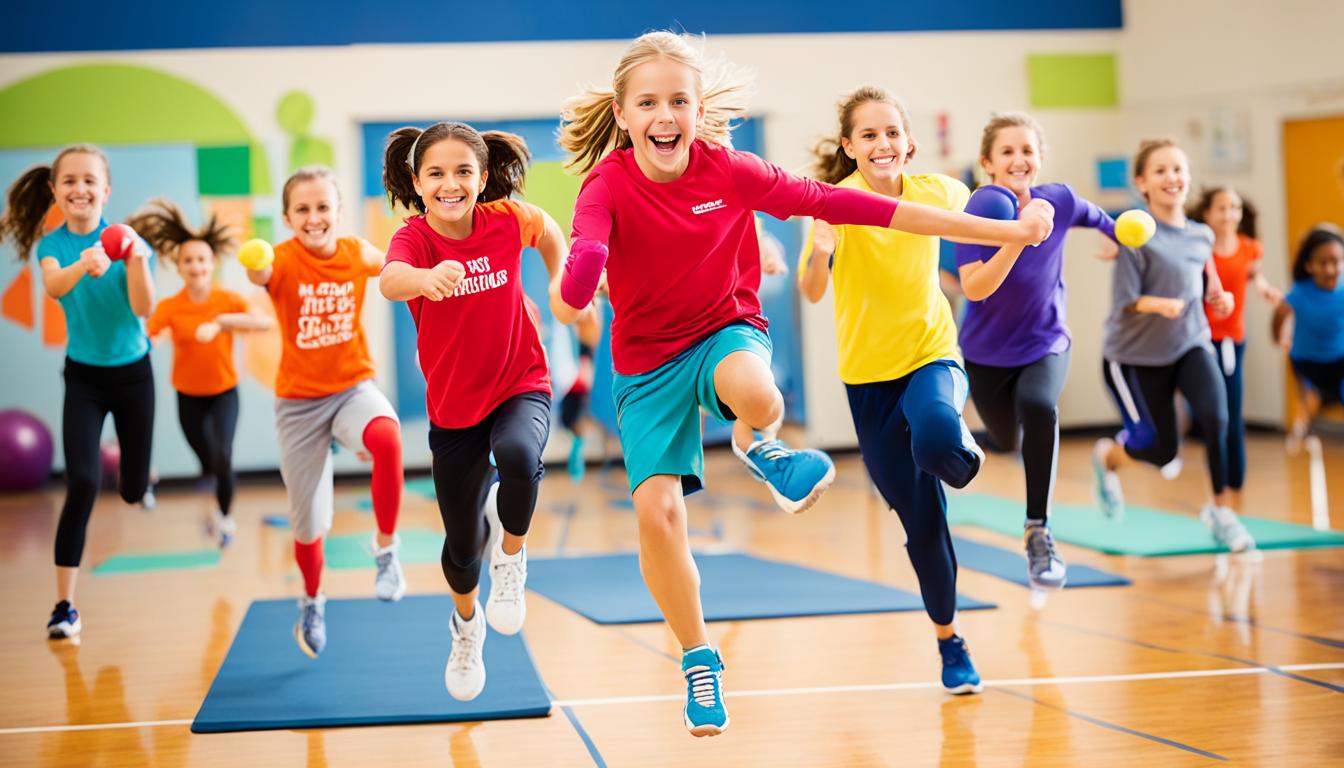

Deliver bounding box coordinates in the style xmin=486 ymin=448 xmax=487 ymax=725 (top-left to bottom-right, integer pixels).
xmin=965 ymin=350 xmax=1070 ymax=523
xmin=1102 ymin=346 xmax=1228 ymax=495
xmin=177 ymin=388 xmax=240 ymax=516
xmin=428 ymin=391 xmax=550 ymax=594
xmin=56 ymin=355 xmax=155 ymax=567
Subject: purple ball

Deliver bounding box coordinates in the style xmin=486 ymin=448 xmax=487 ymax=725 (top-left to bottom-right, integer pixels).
xmin=965 ymin=184 xmax=1019 ymax=221
xmin=0 ymin=409 xmax=54 ymax=492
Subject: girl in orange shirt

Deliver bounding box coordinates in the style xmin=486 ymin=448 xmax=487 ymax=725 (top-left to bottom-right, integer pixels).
xmin=243 ymin=167 xmax=406 ymax=658
xmin=134 ymin=199 xmax=272 ymax=547
xmin=1189 ymin=188 xmax=1282 ymax=513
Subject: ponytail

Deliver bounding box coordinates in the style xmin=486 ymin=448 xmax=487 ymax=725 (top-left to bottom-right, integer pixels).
xmin=0 ymin=165 xmax=55 ymax=260
xmin=383 ymin=123 xmax=529 ymax=213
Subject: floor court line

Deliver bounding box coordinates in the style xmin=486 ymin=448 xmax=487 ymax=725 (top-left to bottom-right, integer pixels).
xmin=5 ymin=662 xmax=1337 ymax=737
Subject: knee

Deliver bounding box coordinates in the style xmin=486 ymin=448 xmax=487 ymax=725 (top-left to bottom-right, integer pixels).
xmin=361 ymin=416 xmax=402 ymax=456
xmin=444 ymin=535 xmax=484 ymax=571
xmin=910 ymin=407 xmax=961 ymax=467
xmin=731 ymin=384 xmax=783 ymax=427
xmin=633 ymin=485 xmax=685 ymax=538
xmin=66 ymin=463 xmax=99 ymax=501
xmin=1017 ymin=396 xmax=1057 ymax=430
xmin=493 ymin=436 xmax=544 ymax=481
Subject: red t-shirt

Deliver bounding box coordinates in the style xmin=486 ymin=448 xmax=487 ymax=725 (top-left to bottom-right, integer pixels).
xmin=570 ymin=140 xmax=897 ymax=375
xmin=384 ymin=200 xmax=551 ymax=428
xmin=1206 ymin=234 xmax=1263 ymax=343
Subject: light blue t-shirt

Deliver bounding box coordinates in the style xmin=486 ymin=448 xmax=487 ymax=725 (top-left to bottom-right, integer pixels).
xmin=1286 ymin=280 xmax=1344 ymax=363
xmin=36 ymin=221 xmax=153 ymax=366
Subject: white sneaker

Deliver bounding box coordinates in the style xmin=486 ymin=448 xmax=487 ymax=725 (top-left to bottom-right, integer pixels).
xmin=1159 ymin=455 xmax=1184 ymax=480
xmin=1201 ymin=505 xmax=1255 ymax=553
xmin=445 ymin=602 xmax=486 ymax=701
xmin=487 ymin=541 xmax=527 ymax=635
xmin=373 ymin=535 xmax=406 ymax=602
xmin=206 ymin=509 xmax=236 ymax=548
xmin=1092 ymin=438 xmax=1125 ymax=519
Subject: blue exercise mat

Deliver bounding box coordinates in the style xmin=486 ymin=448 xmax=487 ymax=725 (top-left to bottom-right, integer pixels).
xmin=951 ymin=535 xmax=1131 ymax=589
xmin=193 ymin=594 xmax=551 ymax=733
xmin=526 ymin=553 xmax=995 ymax=625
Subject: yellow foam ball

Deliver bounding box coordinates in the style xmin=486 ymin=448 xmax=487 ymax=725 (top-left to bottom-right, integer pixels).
xmin=1115 ymin=210 xmax=1156 ymax=248
xmin=237 ymin=238 xmax=275 ymax=271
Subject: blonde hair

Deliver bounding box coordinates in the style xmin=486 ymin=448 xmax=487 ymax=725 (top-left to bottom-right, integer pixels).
xmin=809 ymin=86 xmax=915 ymax=185
xmin=281 ymin=166 xmax=340 ymax=213
xmin=1133 ymin=138 xmax=1179 ymax=179
xmin=978 ymin=111 xmax=1046 ymax=163
xmin=559 ymin=31 xmax=754 ymax=175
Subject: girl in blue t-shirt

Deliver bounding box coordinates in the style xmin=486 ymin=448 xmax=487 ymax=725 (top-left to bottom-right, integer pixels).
xmin=1273 ymin=226 xmax=1344 ymax=443
xmin=0 ymin=145 xmax=156 ymax=640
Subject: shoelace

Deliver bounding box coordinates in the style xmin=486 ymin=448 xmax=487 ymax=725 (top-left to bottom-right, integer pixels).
xmin=1211 ymin=509 xmax=1246 ymax=541
xmin=752 ymin=440 xmax=790 ymax=462
xmin=940 ymin=638 xmax=971 ymax=666
xmin=376 ymin=551 xmax=396 ymax=578
xmin=1026 ymin=529 xmax=1058 ymax=562
xmin=685 ymin=666 xmax=720 ymax=708
xmin=491 ymin=559 xmax=524 ymax=604
xmin=302 ymin=604 xmax=322 ymax=633
xmin=449 ymin=624 xmax=480 ymax=672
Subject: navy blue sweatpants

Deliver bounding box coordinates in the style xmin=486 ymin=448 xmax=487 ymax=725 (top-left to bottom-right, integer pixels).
xmin=846 ymin=360 xmax=979 ymax=626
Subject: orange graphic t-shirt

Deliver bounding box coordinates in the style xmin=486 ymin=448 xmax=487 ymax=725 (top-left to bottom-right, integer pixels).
xmin=147 ymin=287 xmax=250 ymax=396
xmin=267 ymin=236 xmax=380 ymax=399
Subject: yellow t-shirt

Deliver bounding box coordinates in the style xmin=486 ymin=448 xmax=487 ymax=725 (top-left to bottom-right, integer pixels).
xmin=801 ymin=171 xmax=969 ymax=384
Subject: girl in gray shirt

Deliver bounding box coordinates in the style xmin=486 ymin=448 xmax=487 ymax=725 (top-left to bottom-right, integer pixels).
xmin=1092 ymin=139 xmax=1254 ymax=552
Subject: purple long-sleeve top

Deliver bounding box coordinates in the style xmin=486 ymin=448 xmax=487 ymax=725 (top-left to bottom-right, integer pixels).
xmin=954 ymin=183 xmax=1116 ymax=367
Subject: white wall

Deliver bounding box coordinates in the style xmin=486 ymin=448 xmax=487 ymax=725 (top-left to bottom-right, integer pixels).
xmin=2 ymin=2 xmax=1341 ymax=462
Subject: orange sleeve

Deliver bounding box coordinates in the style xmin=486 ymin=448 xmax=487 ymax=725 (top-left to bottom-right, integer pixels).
xmin=226 ymin=290 xmax=250 ymax=314
xmin=147 ymin=297 xmax=171 ymax=336
xmin=1251 ymin=238 xmax=1264 ymax=263
xmin=511 ymin=201 xmax=547 ymax=249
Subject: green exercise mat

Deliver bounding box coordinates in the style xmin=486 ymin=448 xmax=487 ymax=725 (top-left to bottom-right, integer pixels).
xmin=947 ymin=492 xmax=1344 ymax=556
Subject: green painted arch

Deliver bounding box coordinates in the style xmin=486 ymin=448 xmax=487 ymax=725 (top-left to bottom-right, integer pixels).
xmin=0 ymin=62 xmax=271 ymax=194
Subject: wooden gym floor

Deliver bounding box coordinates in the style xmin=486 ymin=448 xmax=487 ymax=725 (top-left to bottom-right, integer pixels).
xmin=1 ymin=433 xmax=1340 ymax=767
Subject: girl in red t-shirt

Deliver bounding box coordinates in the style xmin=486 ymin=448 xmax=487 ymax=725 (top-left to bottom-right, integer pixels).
xmin=133 ymin=199 xmax=272 ymax=547
xmin=379 ymin=122 xmax=569 ymax=702
xmin=1189 ymin=188 xmax=1282 ymax=513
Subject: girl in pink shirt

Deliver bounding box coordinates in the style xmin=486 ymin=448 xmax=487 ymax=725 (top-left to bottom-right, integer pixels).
xmin=553 ymin=30 xmax=1052 ymax=736
xmin=380 ymin=122 xmax=568 ymax=702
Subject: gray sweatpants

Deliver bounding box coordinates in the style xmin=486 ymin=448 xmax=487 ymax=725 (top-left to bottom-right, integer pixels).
xmin=275 ymin=380 xmax=398 ymax=542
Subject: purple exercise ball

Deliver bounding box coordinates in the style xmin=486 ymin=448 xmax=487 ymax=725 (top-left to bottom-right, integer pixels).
xmin=0 ymin=409 xmax=54 ymax=492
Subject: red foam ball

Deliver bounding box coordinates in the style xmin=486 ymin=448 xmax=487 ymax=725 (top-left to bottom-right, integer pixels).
xmin=100 ymin=223 xmax=135 ymax=261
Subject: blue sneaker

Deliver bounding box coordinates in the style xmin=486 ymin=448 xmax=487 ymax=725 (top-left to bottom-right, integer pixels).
xmin=1092 ymin=438 xmax=1125 ymax=520
xmin=47 ymin=601 xmax=81 ymax=639
xmin=939 ymin=635 xmax=983 ymax=694
xmin=567 ymin=434 xmax=586 ymax=483
xmin=733 ymin=438 xmax=836 ymax=514
xmin=295 ymin=594 xmax=327 ymax=658
xmin=681 ymin=645 xmax=729 ymax=736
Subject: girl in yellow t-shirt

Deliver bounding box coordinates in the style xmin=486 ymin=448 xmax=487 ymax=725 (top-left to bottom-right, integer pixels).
xmin=800 ymin=86 xmax=1054 ymax=696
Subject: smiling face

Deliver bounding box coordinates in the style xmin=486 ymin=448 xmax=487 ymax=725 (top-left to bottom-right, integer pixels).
xmin=982 ymin=125 xmax=1041 ymax=198
xmin=282 ymin=178 xmax=340 ymax=255
xmin=840 ymin=100 xmax=914 ymax=188
xmin=50 ymin=151 xmax=110 ymax=229
xmin=1135 ymin=145 xmax=1191 ymax=212
xmin=413 ymin=138 xmax=485 ymax=234
xmin=1306 ymin=238 xmax=1344 ymax=292
xmin=1203 ymin=189 xmax=1243 ymax=238
xmin=176 ymin=239 xmax=216 ymax=291
xmin=612 ymin=57 xmax=705 ymax=182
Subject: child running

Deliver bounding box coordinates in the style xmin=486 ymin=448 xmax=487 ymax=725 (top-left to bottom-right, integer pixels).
xmin=1092 ymin=139 xmax=1248 ymax=550
xmin=800 ymin=91 xmax=1055 ymax=697
xmin=555 ymin=38 xmax=1051 ymax=736
xmin=133 ymin=199 xmax=272 ymax=547
xmin=1274 ymin=226 xmax=1344 ymax=442
xmin=1189 ymin=188 xmax=1282 ymax=511
xmin=379 ymin=122 xmax=566 ymax=700
xmin=954 ymin=112 xmax=1120 ymax=590
xmin=242 ymin=166 xmax=406 ymax=657
xmin=0 ymin=145 xmax=156 ymax=639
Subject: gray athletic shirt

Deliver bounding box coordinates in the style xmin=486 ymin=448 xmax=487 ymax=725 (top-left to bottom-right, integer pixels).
xmin=1103 ymin=217 xmax=1215 ymax=366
